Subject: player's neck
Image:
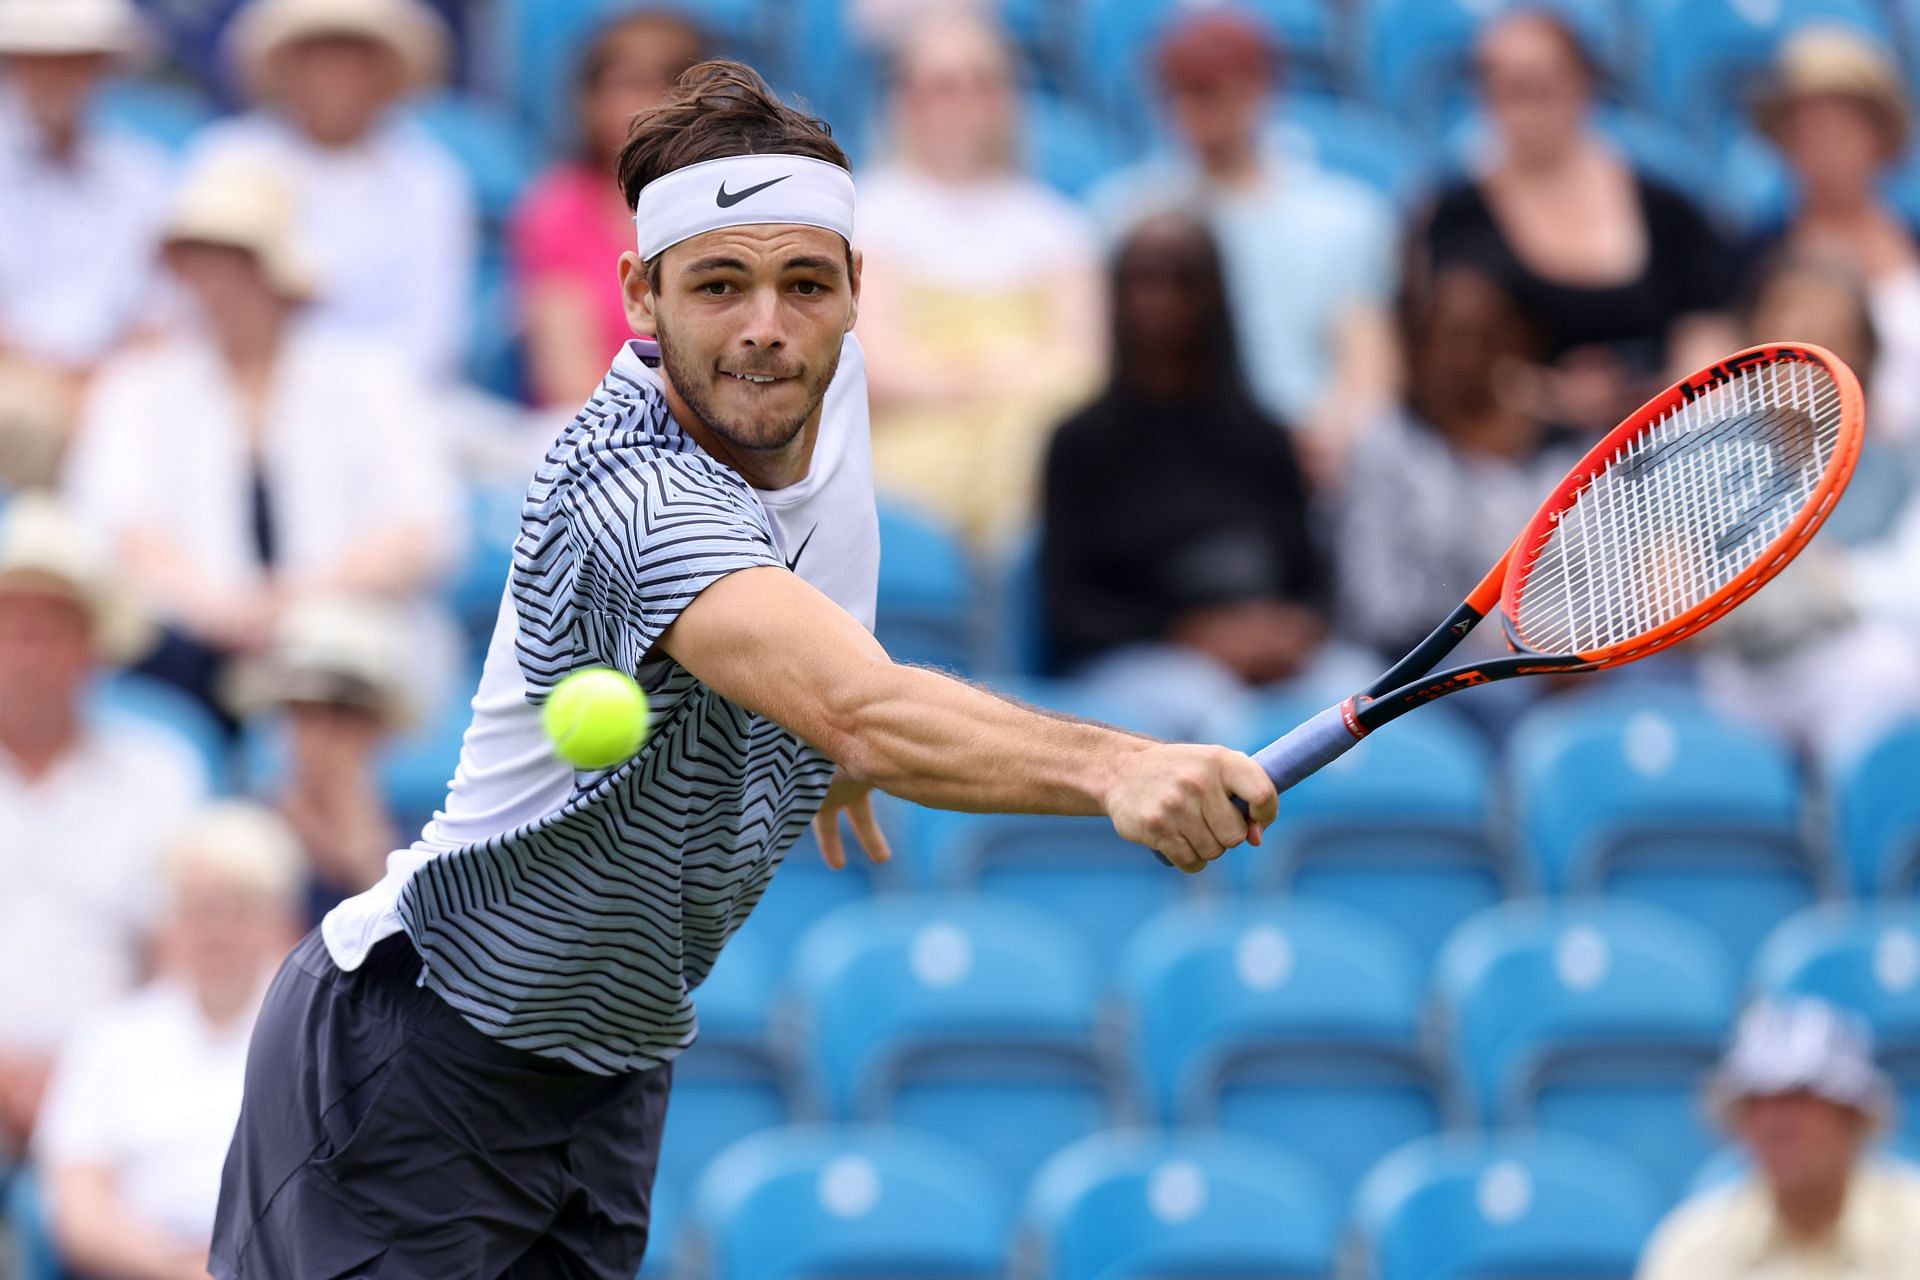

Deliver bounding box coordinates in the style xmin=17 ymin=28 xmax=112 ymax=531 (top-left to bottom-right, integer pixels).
xmin=663 ymin=379 xmax=820 ymax=491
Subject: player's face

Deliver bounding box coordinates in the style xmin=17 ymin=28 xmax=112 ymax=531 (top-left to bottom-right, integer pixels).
xmin=624 ymin=224 xmax=861 ymax=455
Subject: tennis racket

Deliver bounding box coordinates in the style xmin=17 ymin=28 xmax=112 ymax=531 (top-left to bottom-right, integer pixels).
xmin=1238 ymin=341 xmax=1865 ymax=805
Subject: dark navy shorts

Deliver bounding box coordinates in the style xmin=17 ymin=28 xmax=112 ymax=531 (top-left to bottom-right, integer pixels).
xmin=210 ymin=928 xmax=672 ymax=1279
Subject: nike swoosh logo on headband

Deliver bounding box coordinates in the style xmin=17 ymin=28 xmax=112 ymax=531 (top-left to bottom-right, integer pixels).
xmin=716 ymin=175 xmax=791 ymax=208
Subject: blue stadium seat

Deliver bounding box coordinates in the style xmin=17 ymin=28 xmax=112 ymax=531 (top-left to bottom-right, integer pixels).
xmin=986 ymin=530 xmax=1050 ymax=677
xmin=1273 ymin=95 xmax=1433 ymax=207
xmin=1352 ymin=1131 xmax=1663 ymax=1280
xmin=689 ymin=1125 xmax=1010 ymax=1280
xmin=791 ymin=896 xmax=1119 ymax=1190
xmin=1020 ymin=1128 xmax=1342 ymax=1280
xmin=658 ymin=929 xmax=795 ymax=1193
xmin=446 ymin=480 xmax=524 ymax=656
xmin=1511 ymin=693 xmax=1818 ymax=967
xmin=637 ymin=1177 xmax=681 ymax=1277
xmin=1360 ymin=0 xmax=1623 ymax=135
xmin=1435 ymin=900 xmax=1736 ymax=1199
xmin=1830 ymin=719 xmax=1920 ymax=894
xmin=92 ymin=78 xmax=216 ymax=153
xmin=92 ymin=672 xmax=227 ymax=793
xmin=6 ymin=1167 xmax=67 ymax=1280
xmin=1074 ymin=0 xmax=1343 ymax=143
xmin=876 ymin=500 xmax=976 ymax=675
xmin=492 ymin=0 xmax=766 ymax=145
xmin=1221 ymin=697 xmax=1504 ymax=972
xmin=379 ymin=659 xmax=481 ymax=835
xmin=1121 ymin=899 xmax=1442 ymax=1198
xmin=1754 ymin=903 xmax=1920 ymax=1141
xmin=1637 ymin=0 xmax=1890 ymax=145
xmin=407 ymin=92 xmax=541 ymax=225
xmin=727 ymin=824 xmax=889 ymax=964
xmin=1024 ymin=91 xmax=1133 ymax=198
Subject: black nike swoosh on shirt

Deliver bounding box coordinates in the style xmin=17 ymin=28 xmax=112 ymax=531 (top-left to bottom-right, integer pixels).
xmin=784 ymin=526 xmax=817 ymax=572
xmin=716 ymin=175 xmax=791 ymax=208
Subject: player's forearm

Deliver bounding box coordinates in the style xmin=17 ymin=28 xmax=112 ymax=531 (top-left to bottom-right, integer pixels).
xmin=824 ymin=663 xmax=1153 ymax=816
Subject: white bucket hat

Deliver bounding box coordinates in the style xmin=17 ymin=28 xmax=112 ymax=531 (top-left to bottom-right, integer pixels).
xmin=1708 ymin=996 xmax=1895 ymax=1131
xmin=162 ymin=158 xmax=317 ymax=301
xmin=225 ymin=0 xmax=449 ymax=101
xmin=164 ymin=800 xmax=308 ymax=906
xmin=224 ymin=594 xmax=421 ymax=730
xmin=0 ymin=491 xmax=152 ymax=664
xmin=0 ymin=0 xmax=143 ymax=58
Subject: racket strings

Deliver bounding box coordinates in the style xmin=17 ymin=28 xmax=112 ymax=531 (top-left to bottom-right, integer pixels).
xmin=1512 ymin=358 xmax=1843 ymax=656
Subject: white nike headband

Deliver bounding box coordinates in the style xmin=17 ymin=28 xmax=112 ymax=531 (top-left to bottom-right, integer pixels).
xmin=632 ymin=153 xmax=856 ymax=261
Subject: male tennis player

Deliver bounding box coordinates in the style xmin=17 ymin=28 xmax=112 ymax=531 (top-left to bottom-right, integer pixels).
xmin=210 ymin=60 xmax=1278 ymax=1279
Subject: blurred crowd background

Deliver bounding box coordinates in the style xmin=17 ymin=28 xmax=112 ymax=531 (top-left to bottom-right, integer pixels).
xmin=9 ymin=0 xmax=1920 ymax=1276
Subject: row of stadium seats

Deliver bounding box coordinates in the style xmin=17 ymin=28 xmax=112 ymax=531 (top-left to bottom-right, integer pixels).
xmin=663 ymin=892 xmax=1920 ymax=1211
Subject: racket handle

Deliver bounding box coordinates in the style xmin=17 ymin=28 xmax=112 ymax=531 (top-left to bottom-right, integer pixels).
xmin=1228 ymin=700 xmax=1365 ymax=818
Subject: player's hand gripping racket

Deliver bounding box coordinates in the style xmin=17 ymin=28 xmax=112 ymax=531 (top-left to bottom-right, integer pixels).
xmin=1235 ymin=342 xmax=1864 ymax=810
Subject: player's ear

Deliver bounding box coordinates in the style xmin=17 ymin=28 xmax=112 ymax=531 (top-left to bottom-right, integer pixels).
xmin=619 ymin=250 xmax=658 ymax=335
xmin=844 ymin=247 xmax=862 ymax=334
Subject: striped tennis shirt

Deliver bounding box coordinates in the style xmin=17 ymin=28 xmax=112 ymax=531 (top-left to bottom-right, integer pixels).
xmin=322 ymin=336 xmax=880 ymax=1074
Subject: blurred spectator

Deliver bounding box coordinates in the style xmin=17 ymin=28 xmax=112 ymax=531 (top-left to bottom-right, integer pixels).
xmin=1748 ymin=25 xmax=1920 ymax=445
xmin=190 ymin=0 xmax=475 ymax=380
xmin=1088 ymin=9 xmax=1396 ymax=468
xmin=0 ymin=494 xmax=205 ymax=1157
xmin=1699 ymin=251 xmax=1920 ymax=761
xmin=0 ymin=0 xmax=170 ymax=486
xmin=228 ymin=595 xmax=414 ymax=925
xmin=1421 ymin=9 xmax=1736 ymax=432
xmin=509 ymin=9 xmax=704 ymax=410
xmin=35 ymin=801 xmax=305 ymax=1280
xmin=1040 ymin=212 xmax=1326 ymax=733
xmin=63 ymin=158 xmax=462 ymax=729
xmin=1639 ymin=998 xmax=1920 ymax=1280
xmin=857 ymin=8 xmax=1104 ymax=545
xmin=1337 ymin=265 xmax=1580 ymax=658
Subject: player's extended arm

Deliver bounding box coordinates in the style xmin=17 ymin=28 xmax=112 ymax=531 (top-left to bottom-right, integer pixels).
xmin=659 ymin=566 xmax=1278 ymax=872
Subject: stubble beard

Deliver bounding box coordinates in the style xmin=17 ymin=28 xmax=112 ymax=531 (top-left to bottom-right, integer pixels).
xmin=656 ymin=314 xmax=842 ymax=454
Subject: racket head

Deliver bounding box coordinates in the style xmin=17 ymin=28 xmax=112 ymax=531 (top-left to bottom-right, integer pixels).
xmin=1499 ymin=342 xmax=1865 ymax=668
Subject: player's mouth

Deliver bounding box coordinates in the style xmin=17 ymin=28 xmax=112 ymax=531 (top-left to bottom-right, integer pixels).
xmin=721 ymin=370 xmax=794 ymax=385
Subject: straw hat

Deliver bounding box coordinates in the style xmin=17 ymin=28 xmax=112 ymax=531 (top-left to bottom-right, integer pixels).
xmin=1707 ymin=997 xmax=1894 ymax=1131
xmin=0 ymin=0 xmax=142 ymax=58
xmin=163 ymin=800 xmax=308 ymax=905
xmin=225 ymin=595 xmax=421 ymax=730
xmin=1754 ymin=24 xmax=1911 ymax=158
xmin=0 ymin=491 xmax=152 ymax=663
xmin=162 ymin=159 xmax=317 ymax=301
xmin=225 ymin=0 xmax=449 ymax=101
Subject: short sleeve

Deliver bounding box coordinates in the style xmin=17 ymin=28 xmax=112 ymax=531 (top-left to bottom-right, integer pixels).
xmin=518 ymin=453 xmax=783 ymax=695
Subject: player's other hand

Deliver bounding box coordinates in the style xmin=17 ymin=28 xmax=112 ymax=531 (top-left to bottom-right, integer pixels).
xmin=812 ymin=769 xmax=893 ymax=870
xmin=1105 ymin=744 xmax=1278 ymax=874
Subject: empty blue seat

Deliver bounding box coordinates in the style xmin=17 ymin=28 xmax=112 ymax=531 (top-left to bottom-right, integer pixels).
xmin=407 ymin=92 xmax=540 ymax=225
xmin=446 ymin=480 xmax=524 ymax=654
xmin=658 ymin=929 xmax=795 ymax=1192
xmin=791 ymin=896 xmax=1117 ymax=1190
xmin=1511 ymin=693 xmax=1817 ymax=967
xmin=1274 ymin=95 xmax=1433 ymax=207
xmin=1830 ymin=719 xmax=1920 ymax=894
xmin=92 ymin=78 xmax=216 ymax=153
xmin=728 ymin=825 xmax=888 ymax=964
xmin=1224 ymin=698 xmax=1503 ymax=972
xmin=1436 ymin=900 xmax=1735 ymax=1198
xmin=1024 ymin=91 xmax=1133 ymax=198
xmin=1021 ymin=1128 xmax=1342 ymax=1280
xmin=876 ymin=500 xmax=976 ymax=675
xmin=6 ymin=1167 xmax=65 ymax=1280
xmin=691 ymin=1125 xmax=1010 ymax=1280
xmin=92 ymin=672 xmax=226 ymax=792
xmin=1122 ymin=899 xmax=1441 ymax=1198
xmin=1353 ymin=1131 xmax=1663 ymax=1280
xmin=637 ymin=1178 xmax=682 ymax=1277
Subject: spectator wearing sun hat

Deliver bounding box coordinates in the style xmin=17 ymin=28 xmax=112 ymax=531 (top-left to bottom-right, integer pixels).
xmin=63 ymin=154 xmax=464 ymax=731
xmin=35 ymin=801 xmax=306 ymax=1280
xmin=228 ymin=595 xmax=419 ymax=924
xmin=185 ymin=0 xmax=475 ymax=381
xmin=0 ymin=0 xmax=173 ymax=486
xmin=0 ymin=494 xmax=208 ymax=1159
xmin=1639 ymin=997 xmax=1920 ymax=1280
xmin=1745 ymin=24 xmax=1920 ymax=444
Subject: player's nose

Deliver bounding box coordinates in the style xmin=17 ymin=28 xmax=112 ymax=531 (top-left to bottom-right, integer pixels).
xmin=737 ymin=288 xmax=786 ymax=349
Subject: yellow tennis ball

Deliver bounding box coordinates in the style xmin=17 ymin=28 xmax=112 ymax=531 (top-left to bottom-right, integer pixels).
xmin=543 ymin=667 xmax=649 ymax=769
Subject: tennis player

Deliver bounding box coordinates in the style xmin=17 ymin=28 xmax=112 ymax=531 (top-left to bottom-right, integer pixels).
xmin=210 ymin=60 xmax=1278 ymax=1279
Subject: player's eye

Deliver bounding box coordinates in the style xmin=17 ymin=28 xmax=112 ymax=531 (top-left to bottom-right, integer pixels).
xmin=696 ymin=281 xmax=734 ymax=296
xmin=791 ymin=279 xmax=826 ymax=296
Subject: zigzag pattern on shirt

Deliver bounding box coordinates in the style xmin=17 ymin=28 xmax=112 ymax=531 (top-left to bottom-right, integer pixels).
xmin=395 ymin=363 xmax=832 ymax=1077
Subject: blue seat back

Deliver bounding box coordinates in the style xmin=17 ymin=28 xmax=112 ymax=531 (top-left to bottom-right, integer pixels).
xmin=876 ymin=500 xmax=976 ymax=675
xmin=1022 ymin=1129 xmax=1341 ymax=1280
xmin=1273 ymin=95 xmax=1434 ymax=207
xmin=692 ymin=1125 xmax=1010 ymax=1280
xmin=1754 ymin=904 xmax=1920 ymax=1050
xmin=1832 ymin=720 xmax=1920 ymax=894
xmin=92 ymin=673 xmax=226 ymax=793
xmin=729 ymin=827 xmax=887 ymax=964
xmin=1353 ymin=1131 xmax=1662 ymax=1280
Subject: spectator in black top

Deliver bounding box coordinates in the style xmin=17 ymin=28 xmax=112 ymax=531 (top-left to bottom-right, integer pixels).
xmin=1420 ymin=8 xmax=1737 ymax=431
xmin=1040 ymin=211 xmax=1327 ymax=733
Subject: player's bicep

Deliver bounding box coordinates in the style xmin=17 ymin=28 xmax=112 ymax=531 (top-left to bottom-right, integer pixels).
xmin=658 ymin=565 xmax=891 ymax=751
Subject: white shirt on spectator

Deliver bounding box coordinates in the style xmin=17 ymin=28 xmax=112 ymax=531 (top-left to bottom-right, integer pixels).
xmin=63 ymin=320 xmax=464 ymax=614
xmin=188 ymin=112 xmax=475 ymax=381
xmin=0 ymin=723 xmax=206 ymax=1055
xmin=35 ymin=979 xmax=257 ymax=1248
xmin=0 ymin=86 xmax=171 ymax=367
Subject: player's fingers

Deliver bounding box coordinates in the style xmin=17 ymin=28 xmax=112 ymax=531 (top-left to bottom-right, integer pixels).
xmin=812 ymin=809 xmax=847 ymax=870
xmin=849 ymin=798 xmax=892 ymax=864
xmin=1160 ymin=832 xmax=1204 ymax=875
xmin=1199 ymin=764 xmax=1251 ymax=852
xmin=1173 ymin=808 xmax=1228 ymax=868
xmin=1222 ymin=751 xmax=1280 ymax=826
